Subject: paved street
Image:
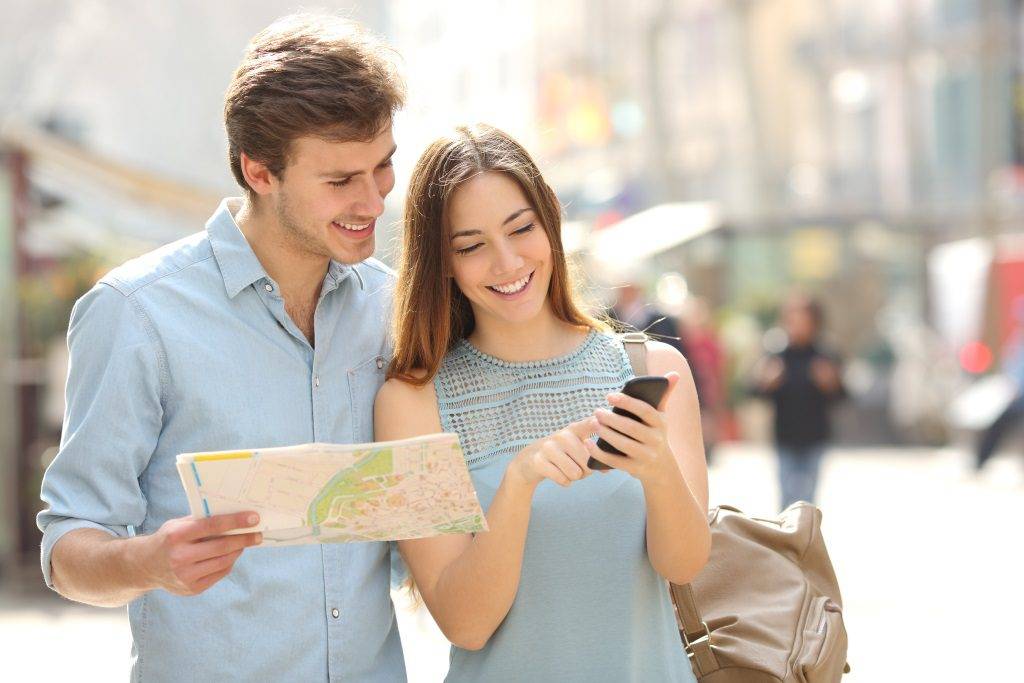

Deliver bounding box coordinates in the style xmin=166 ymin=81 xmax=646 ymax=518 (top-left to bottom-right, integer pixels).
xmin=2 ymin=443 xmax=1021 ymax=681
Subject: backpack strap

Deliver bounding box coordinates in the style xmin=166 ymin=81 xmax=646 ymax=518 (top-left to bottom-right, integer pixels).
xmin=620 ymin=331 xmax=648 ymax=375
xmin=619 ymin=331 xmax=721 ymax=676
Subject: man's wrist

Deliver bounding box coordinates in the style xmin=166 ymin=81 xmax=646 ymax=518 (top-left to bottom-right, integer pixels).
xmin=119 ymin=533 xmax=160 ymax=594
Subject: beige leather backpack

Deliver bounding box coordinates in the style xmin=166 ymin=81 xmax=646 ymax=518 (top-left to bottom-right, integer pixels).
xmin=621 ymin=334 xmax=850 ymax=682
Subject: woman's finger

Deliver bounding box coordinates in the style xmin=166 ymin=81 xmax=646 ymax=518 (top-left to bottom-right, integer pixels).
xmin=543 ymin=441 xmax=584 ymax=482
xmin=533 ymin=450 xmax=571 ymax=486
xmin=596 ymin=424 xmax=645 ymax=459
xmin=607 ymin=392 xmax=664 ymax=428
xmin=594 ymin=408 xmax=652 ymax=443
xmin=553 ymin=430 xmax=592 ymax=473
xmin=585 ymin=440 xmax=635 ymax=473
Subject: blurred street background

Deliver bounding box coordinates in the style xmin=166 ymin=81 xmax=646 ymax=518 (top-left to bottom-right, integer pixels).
xmin=2 ymin=0 xmax=1023 ymax=680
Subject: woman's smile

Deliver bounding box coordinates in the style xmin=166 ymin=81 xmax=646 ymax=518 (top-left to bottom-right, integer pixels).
xmin=486 ymin=270 xmax=535 ymax=299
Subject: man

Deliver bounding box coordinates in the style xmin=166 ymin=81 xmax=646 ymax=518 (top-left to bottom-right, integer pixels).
xmin=37 ymin=14 xmax=406 ymax=681
xmin=752 ymin=294 xmax=845 ymax=510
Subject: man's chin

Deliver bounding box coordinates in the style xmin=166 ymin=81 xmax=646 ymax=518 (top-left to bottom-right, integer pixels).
xmin=331 ymin=239 xmax=375 ymax=265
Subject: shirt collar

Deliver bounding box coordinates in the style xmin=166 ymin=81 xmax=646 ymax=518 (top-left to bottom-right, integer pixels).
xmin=208 ymin=198 xmax=272 ymax=299
xmin=207 ymin=198 xmax=365 ymax=298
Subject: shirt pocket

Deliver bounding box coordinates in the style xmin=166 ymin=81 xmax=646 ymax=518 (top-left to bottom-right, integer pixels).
xmin=348 ymin=353 xmax=387 ymax=442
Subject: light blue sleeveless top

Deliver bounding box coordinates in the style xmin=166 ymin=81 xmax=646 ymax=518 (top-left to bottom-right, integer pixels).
xmin=435 ymin=330 xmax=696 ymax=683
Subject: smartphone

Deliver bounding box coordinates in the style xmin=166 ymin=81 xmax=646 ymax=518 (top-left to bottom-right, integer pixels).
xmin=588 ymin=375 xmax=669 ymax=471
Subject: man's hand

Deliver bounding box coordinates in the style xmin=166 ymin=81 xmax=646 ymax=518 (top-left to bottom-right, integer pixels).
xmin=137 ymin=512 xmax=263 ymax=596
xmin=757 ymin=357 xmax=786 ymax=391
xmin=810 ymin=358 xmax=841 ymax=394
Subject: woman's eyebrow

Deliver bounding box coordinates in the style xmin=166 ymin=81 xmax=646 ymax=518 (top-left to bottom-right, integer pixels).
xmin=502 ymin=207 xmax=532 ymax=226
xmin=450 ymin=208 xmax=534 ymax=240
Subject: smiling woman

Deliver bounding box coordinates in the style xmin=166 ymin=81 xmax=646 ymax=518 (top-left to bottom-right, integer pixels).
xmin=376 ymin=124 xmax=710 ymax=682
xmin=388 ymin=124 xmax=604 ymax=384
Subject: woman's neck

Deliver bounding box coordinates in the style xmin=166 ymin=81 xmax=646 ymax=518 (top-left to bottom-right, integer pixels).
xmin=468 ymin=306 xmax=589 ymax=363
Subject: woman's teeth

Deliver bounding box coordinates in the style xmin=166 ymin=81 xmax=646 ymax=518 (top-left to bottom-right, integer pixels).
xmin=489 ymin=273 xmax=532 ymax=294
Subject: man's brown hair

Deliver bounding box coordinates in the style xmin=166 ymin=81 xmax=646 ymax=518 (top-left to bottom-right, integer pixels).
xmin=388 ymin=124 xmax=607 ymax=386
xmin=224 ymin=14 xmax=405 ymax=195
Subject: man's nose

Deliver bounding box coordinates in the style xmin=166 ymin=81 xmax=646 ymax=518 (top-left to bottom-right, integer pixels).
xmin=353 ymin=177 xmax=385 ymax=218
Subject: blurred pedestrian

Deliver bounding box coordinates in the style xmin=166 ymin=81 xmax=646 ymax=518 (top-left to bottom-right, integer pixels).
xmin=610 ymin=281 xmax=701 ymax=397
xmin=976 ymin=295 xmax=1024 ymax=469
xmin=611 ymin=282 xmax=682 ymax=346
xmin=681 ymin=296 xmax=726 ymax=462
xmin=752 ymin=295 xmax=846 ymax=510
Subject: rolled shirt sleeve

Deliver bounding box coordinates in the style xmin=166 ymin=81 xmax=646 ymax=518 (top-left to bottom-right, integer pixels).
xmin=37 ymin=282 xmax=164 ymax=588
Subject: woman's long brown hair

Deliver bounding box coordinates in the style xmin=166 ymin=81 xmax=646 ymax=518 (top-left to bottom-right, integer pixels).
xmin=388 ymin=124 xmax=607 ymax=385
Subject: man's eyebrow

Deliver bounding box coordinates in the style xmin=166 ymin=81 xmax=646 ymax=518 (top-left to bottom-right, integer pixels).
xmin=450 ymin=208 xmax=534 ymax=240
xmin=319 ymin=145 xmax=398 ymax=179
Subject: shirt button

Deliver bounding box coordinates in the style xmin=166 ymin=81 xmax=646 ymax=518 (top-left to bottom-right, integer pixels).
xmin=314 ymin=375 xmax=320 ymax=387
xmin=376 ymin=357 xmax=384 ymax=369
xmin=331 ymin=608 xmax=340 ymax=619
xmin=264 ymin=283 xmax=273 ymax=292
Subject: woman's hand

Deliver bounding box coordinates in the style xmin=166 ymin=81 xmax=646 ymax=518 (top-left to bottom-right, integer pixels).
xmin=586 ymin=372 xmax=682 ymax=484
xmin=509 ymin=417 xmax=599 ymax=489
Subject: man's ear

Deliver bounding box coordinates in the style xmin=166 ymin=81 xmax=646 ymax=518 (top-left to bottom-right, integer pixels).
xmin=240 ymin=152 xmax=276 ymax=196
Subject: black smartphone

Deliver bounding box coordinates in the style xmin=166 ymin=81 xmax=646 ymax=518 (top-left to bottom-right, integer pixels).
xmin=588 ymin=375 xmax=669 ymax=471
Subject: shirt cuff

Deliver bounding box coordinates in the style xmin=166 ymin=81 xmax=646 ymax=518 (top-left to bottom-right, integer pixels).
xmin=40 ymin=517 xmax=124 ymax=590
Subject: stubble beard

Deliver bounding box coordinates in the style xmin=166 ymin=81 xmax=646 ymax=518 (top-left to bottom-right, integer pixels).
xmin=275 ymin=190 xmax=332 ymax=261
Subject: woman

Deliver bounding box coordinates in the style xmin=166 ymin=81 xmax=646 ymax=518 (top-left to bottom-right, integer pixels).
xmin=375 ymin=124 xmax=709 ymax=682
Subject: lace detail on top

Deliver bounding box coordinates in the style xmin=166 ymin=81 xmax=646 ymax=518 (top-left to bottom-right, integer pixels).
xmin=434 ymin=330 xmax=634 ymax=466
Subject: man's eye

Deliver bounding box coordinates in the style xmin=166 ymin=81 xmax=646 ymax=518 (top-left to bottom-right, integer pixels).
xmin=454 ymin=243 xmax=483 ymax=256
xmin=329 ymin=179 xmax=352 ymax=188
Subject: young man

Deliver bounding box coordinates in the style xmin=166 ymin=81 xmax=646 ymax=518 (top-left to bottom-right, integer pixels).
xmin=37 ymin=14 xmax=407 ymax=681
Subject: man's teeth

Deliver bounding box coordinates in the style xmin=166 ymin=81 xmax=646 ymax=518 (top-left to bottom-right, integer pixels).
xmin=490 ymin=274 xmax=531 ymax=294
xmin=337 ymin=221 xmax=370 ymax=231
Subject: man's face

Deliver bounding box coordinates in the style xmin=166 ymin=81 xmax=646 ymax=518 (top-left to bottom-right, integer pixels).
xmin=783 ymin=304 xmax=816 ymax=345
xmin=269 ymin=126 xmax=396 ymax=265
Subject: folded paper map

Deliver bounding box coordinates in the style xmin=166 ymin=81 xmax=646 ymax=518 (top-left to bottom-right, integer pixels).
xmin=176 ymin=432 xmax=486 ymax=546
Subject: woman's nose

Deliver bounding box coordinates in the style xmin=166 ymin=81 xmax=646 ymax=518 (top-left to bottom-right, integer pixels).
xmin=492 ymin=241 xmax=525 ymax=275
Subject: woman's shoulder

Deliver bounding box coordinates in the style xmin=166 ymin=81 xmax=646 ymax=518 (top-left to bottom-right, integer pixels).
xmin=374 ymin=371 xmax=443 ymax=439
xmin=642 ymin=338 xmax=694 ymax=378
xmin=377 ymin=370 xmax=437 ymax=408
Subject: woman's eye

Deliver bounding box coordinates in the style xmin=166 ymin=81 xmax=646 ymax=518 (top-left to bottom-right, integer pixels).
xmin=455 ymin=243 xmax=483 ymax=256
xmin=512 ymin=222 xmax=535 ymax=235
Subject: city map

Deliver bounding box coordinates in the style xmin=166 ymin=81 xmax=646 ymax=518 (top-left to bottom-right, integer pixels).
xmin=176 ymin=433 xmax=486 ymax=545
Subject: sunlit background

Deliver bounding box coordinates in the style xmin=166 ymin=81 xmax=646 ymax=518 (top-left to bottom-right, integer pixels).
xmin=2 ymin=1 xmax=1023 ymax=681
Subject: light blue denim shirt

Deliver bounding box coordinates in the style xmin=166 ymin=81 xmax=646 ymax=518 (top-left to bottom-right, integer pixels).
xmin=37 ymin=199 xmax=405 ymax=682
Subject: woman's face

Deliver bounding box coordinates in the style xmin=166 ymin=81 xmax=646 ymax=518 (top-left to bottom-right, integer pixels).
xmin=446 ymin=172 xmax=554 ymax=329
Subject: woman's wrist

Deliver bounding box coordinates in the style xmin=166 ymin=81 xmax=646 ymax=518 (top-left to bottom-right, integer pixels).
xmin=639 ymin=456 xmax=687 ymax=494
xmin=503 ymin=457 xmax=540 ymax=495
